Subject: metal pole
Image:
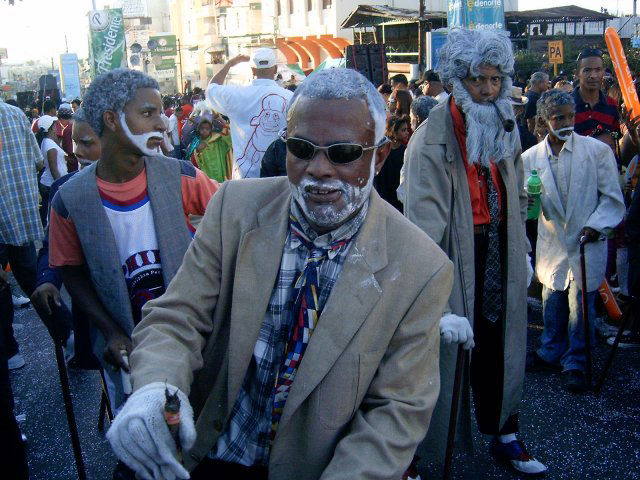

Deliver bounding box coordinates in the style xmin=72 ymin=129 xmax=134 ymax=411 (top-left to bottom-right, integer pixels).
xmin=53 ymin=341 xmax=87 ymax=479
xmin=579 ymin=238 xmax=592 ymax=388
xmin=443 ymin=346 xmax=465 ymax=480
xmin=178 ymin=39 xmax=184 ymax=93
xmin=418 ymin=0 xmax=425 ymax=72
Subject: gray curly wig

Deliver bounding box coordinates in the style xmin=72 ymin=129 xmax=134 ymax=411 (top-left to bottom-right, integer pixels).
xmin=410 ymin=96 xmax=439 ymax=121
xmin=436 ymin=29 xmax=517 ymax=166
xmin=537 ymin=89 xmax=575 ymax=121
xmin=287 ymin=68 xmax=387 ymax=143
xmin=436 ymin=28 xmax=514 ymax=96
xmin=72 ymin=107 xmax=88 ymax=124
xmin=83 ymin=68 xmax=159 ymax=135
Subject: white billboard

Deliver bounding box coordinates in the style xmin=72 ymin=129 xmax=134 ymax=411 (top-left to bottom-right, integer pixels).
xmin=59 ymin=53 xmax=82 ymax=99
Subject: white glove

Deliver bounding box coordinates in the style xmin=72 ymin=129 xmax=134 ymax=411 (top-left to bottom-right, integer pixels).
xmin=526 ymin=254 xmax=534 ymax=287
xmin=440 ymin=313 xmax=475 ymax=350
xmin=107 ymin=382 xmax=197 ymax=480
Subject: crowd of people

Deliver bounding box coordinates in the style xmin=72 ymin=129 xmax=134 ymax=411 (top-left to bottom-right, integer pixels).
xmin=1 ymin=28 xmax=638 ymax=480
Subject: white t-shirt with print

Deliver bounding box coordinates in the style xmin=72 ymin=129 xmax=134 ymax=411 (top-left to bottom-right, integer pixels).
xmin=207 ymin=79 xmax=293 ymax=179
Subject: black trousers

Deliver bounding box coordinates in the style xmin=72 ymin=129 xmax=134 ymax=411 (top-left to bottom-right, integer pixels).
xmin=0 ymin=243 xmax=37 ymax=358
xmin=0 ymin=283 xmax=29 ymax=479
xmin=470 ymin=231 xmax=519 ymax=436
xmin=191 ymin=458 xmax=269 ymax=480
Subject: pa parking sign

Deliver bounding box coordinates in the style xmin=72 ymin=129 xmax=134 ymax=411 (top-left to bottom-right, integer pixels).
xmin=548 ymin=40 xmax=564 ymax=64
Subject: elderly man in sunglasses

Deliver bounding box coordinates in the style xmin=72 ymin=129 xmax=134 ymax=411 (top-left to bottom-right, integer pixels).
xmin=106 ymin=67 xmax=453 ymax=480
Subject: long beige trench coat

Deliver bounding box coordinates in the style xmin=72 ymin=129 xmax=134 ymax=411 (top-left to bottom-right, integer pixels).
xmin=403 ymin=99 xmax=530 ymax=463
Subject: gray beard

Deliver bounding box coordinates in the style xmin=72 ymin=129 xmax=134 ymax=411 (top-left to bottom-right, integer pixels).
xmin=452 ymin=79 xmax=515 ymax=167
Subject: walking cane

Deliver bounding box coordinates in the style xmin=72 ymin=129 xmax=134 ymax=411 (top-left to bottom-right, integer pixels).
xmin=51 ymin=335 xmax=88 ymax=480
xmin=579 ymin=237 xmax=592 ymax=388
xmin=443 ymin=345 xmax=465 ymax=480
xmin=35 ymin=302 xmax=88 ymax=480
xmin=594 ymin=296 xmax=637 ymax=394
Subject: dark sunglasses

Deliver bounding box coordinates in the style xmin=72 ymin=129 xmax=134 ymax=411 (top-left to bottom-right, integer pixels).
xmin=279 ymin=130 xmax=389 ymax=165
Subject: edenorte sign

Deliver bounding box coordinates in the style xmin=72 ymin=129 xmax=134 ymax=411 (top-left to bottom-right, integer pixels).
xmin=448 ymin=0 xmax=504 ymax=30
xmin=89 ymin=9 xmax=127 ymax=76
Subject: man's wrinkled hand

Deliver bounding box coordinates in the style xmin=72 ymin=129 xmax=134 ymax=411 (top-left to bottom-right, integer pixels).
xmin=228 ymin=54 xmax=250 ymax=67
xmin=439 ymin=314 xmax=475 ymax=350
xmin=31 ymin=282 xmax=62 ymax=316
xmin=104 ymin=331 xmax=133 ymax=372
xmin=580 ymin=227 xmax=600 ymax=244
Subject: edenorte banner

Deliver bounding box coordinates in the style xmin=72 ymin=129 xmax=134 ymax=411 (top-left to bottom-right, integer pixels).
xmin=59 ymin=53 xmax=81 ymax=99
xmin=89 ymin=9 xmax=127 ymax=77
xmin=447 ymin=0 xmax=505 ymax=30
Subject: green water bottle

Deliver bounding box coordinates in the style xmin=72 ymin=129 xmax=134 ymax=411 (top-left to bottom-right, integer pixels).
xmin=526 ymin=170 xmax=542 ymax=220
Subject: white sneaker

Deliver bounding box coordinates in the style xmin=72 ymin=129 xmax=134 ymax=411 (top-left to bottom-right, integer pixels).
xmin=8 ymin=353 xmax=25 ymax=370
xmin=12 ymin=294 xmax=30 ymax=308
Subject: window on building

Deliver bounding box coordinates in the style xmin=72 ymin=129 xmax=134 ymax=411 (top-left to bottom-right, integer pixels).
xmin=307 ymin=0 xmax=312 ymax=11
xmin=277 ymin=0 xmax=281 ymax=16
xmin=289 ymin=0 xmax=294 ymax=14
xmin=322 ymin=0 xmax=331 ymax=9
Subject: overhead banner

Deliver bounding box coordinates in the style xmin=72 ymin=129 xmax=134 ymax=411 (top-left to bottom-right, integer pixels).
xmin=149 ymin=35 xmax=177 ymax=56
xmin=89 ymin=8 xmax=127 ymax=77
xmin=447 ymin=0 xmax=505 ymax=30
xmin=59 ymin=53 xmax=82 ymax=99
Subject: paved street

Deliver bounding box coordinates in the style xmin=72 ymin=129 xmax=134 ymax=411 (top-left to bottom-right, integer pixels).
xmin=9 ymin=293 xmax=640 ymax=480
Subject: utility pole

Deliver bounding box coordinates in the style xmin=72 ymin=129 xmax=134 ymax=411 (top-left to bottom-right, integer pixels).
xmin=177 ymin=38 xmax=184 ymax=93
xmin=65 ymin=34 xmax=69 ymax=53
xmin=417 ymin=0 xmax=425 ymax=72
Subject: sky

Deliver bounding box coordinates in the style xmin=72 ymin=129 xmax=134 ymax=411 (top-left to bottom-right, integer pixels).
xmin=0 ymin=0 xmax=634 ymax=64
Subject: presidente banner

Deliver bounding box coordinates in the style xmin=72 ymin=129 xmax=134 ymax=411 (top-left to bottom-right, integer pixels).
xmin=59 ymin=53 xmax=82 ymax=99
xmin=447 ymin=0 xmax=505 ymax=30
xmin=89 ymin=8 xmax=127 ymax=77
xmin=149 ymin=35 xmax=177 ymax=57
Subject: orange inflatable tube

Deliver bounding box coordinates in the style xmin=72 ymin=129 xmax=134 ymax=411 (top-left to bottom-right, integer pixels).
xmin=605 ymin=27 xmax=640 ymax=120
xmin=598 ymin=279 xmax=623 ymax=322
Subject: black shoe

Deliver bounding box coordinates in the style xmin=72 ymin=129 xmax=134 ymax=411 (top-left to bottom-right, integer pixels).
xmin=526 ymin=352 xmax=562 ymax=373
xmin=562 ymin=370 xmax=587 ymax=393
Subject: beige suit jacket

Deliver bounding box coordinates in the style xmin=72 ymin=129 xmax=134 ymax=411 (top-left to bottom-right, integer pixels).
xmin=130 ymin=176 xmax=453 ymax=480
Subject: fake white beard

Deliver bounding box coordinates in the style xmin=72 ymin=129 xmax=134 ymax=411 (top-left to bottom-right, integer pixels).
xmin=548 ymin=125 xmax=574 ymax=141
xmin=119 ymin=112 xmax=163 ymax=157
xmin=452 ymin=79 xmax=515 ymax=167
xmin=290 ymin=157 xmax=375 ymax=229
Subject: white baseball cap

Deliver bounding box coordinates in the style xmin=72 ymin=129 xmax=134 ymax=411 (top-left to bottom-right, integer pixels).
xmin=252 ymin=48 xmax=276 ymax=69
xmin=38 ymin=115 xmax=58 ymax=131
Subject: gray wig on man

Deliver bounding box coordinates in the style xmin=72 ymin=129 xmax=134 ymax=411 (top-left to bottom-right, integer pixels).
xmin=437 ymin=28 xmax=517 ymax=166
xmin=411 ymin=96 xmax=439 ymax=123
xmin=82 ymin=68 xmax=159 ymax=136
xmin=537 ymin=89 xmax=575 ymax=121
xmin=287 ymin=68 xmax=387 ymax=143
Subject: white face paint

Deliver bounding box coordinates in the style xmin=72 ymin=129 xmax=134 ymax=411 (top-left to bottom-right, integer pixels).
xmin=290 ymin=156 xmax=376 ymax=229
xmin=547 ymin=124 xmax=574 ymax=140
xmin=119 ymin=112 xmax=163 ymax=156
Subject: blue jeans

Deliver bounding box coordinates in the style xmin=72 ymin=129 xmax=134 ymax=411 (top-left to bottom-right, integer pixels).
xmin=538 ymin=280 xmax=596 ymax=372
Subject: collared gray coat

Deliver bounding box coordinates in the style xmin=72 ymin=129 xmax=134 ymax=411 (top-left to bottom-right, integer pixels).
xmin=402 ymin=100 xmax=530 ymax=463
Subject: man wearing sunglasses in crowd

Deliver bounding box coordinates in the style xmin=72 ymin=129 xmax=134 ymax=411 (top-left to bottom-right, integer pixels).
xmin=106 ymin=67 xmax=454 ymax=480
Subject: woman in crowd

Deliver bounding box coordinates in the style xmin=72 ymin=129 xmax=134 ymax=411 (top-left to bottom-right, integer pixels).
xmin=36 ymin=115 xmax=68 ymax=226
xmin=374 ymin=115 xmax=410 ymax=212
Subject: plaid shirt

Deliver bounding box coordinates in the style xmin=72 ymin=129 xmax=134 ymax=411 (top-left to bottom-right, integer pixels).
xmin=0 ymin=103 xmax=44 ymax=245
xmin=210 ymin=198 xmax=369 ymax=466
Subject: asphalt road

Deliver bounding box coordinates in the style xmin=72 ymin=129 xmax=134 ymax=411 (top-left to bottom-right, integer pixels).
xmin=9 ymin=294 xmax=640 ymax=480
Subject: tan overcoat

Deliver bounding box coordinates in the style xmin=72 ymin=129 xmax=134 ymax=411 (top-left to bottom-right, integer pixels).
xmin=403 ymin=100 xmax=530 ymax=463
xmin=129 ymin=177 xmax=453 ymax=479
